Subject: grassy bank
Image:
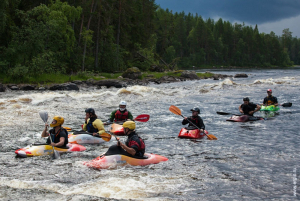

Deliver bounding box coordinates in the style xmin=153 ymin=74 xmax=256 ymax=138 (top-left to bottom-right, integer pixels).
xmin=0 ymin=71 xmax=216 ymax=85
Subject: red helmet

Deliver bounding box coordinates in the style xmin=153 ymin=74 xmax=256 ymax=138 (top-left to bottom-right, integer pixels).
xmin=267 ymin=89 xmax=272 ymax=92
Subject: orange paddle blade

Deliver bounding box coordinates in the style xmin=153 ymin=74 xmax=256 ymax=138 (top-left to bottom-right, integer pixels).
xmin=100 ymin=133 xmax=112 ymax=142
xmin=63 ymin=127 xmax=72 ymax=131
xmin=207 ymin=134 xmax=217 ymax=140
xmin=169 ymin=105 xmax=182 ymax=116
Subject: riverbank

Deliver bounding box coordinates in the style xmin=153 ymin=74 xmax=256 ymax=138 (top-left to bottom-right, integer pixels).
xmin=0 ymin=70 xmax=242 ymax=92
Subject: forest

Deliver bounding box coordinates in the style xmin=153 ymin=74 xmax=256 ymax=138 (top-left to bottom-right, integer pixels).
xmin=0 ymin=0 xmax=299 ymax=80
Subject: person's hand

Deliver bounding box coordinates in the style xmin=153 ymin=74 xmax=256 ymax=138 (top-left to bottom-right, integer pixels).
xmin=200 ymin=129 xmax=204 ymax=132
xmin=239 ymin=110 xmax=244 ymax=114
xmin=85 ymin=116 xmax=88 ymax=122
xmin=44 ymin=124 xmax=49 ymax=130
xmin=92 ymin=133 xmax=98 ymax=136
xmin=184 ymin=117 xmax=187 ymax=120
xmin=50 ymin=142 xmax=56 ymax=146
xmin=249 ymin=111 xmax=254 ymax=115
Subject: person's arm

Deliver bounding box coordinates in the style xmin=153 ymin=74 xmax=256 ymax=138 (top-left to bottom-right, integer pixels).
xmin=274 ymin=97 xmax=278 ymax=106
xmin=239 ymin=105 xmax=244 ymax=114
xmin=249 ymin=104 xmax=261 ymax=115
xmin=83 ymin=119 xmax=89 ymax=131
xmin=51 ymin=137 xmax=65 ymax=147
xmin=109 ymin=110 xmax=117 ymax=122
xmin=198 ymin=117 xmax=205 ymax=130
xmin=41 ymin=124 xmax=49 ymax=137
xmin=263 ymin=97 xmax=267 ymax=105
xmin=118 ymin=141 xmax=136 ymax=156
xmin=127 ymin=111 xmax=134 ymax=120
xmin=93 ymin=119 xmax=105 ymax=135
xmin=182 ymin=117 xmax=189 ymax=125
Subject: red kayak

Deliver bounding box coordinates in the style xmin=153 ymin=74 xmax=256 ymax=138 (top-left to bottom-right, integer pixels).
xmin=178 ymin=127 xmax=208 ymax=139
xmin=226 ymin=115 xmax=264 ymax=122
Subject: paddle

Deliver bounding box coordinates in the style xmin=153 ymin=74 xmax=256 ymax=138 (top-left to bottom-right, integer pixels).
xmin=72 ymin=130 xmax=111 ymax=142
xmin=134 ymin=114 xmax=150 ymax=122
xmin=169 ymin=105 xmax=217 ymax=140
xmin=280 ymin=102 xmax=292 ymax=107
xmin=39 ymin=111 xmax=60 ymax=159
xmin=104 ymin=114 xmax=150 ymax=125
xmin=216 ymin=112 xmax=241 ymax=116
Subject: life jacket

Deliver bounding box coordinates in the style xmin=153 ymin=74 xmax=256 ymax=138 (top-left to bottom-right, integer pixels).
xmin=115 ymin=109 xmax=129 ymax=121
xmin=265 ymin=96 xmax=277 ymax=105
xmin=126 ymin=132 xmax=145 ymax=157
xmin=47 ymin=128 xmax=68 ymax=147
xmin=86 ymin=118 xmax=98 ymax=133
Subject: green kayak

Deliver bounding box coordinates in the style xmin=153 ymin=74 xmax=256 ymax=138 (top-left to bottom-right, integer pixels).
xmin=260 ymin=105 xmax=280 ymax=111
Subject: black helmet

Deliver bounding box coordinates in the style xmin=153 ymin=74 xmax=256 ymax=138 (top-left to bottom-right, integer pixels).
xmin=243 ymin=97 xmax=250 ymax=101
xmin=85 ymin=108 xmax=95 ymax=114
xmin=190 ymin=107 xmax=200 ymax=113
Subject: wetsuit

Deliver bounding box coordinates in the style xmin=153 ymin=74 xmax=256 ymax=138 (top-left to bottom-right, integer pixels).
xmin=47 ymin=128 xmax=68 ymax=148
xmin=83 ymin=117 xmax=105 ymax=135
xmin=109 ymin=109 xmax=133 ymax=122
xmin=182 ymin=116 xmax=205 ymax=130
xmin=263 ymin=96 xmax=278 ymax=105
xmin=125 ymin=131 xmax=145 ymax=157
xmin=240 ymin=103 xmax=258 ymax=116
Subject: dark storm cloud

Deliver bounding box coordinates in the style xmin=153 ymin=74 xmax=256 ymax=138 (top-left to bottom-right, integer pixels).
xmin=155 ymin=0 xmax=300 ymax=24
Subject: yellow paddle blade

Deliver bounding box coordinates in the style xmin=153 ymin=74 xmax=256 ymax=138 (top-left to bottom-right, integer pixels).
xmin=169 ymin=105 xmax=182 ymax=116
xmin=207 ymin=134 xmax=217 ymax=140
xmin=100 ymin=132 xmax=112 ymax=142
xmin=63 ymin=127 xmax=72 ymax=131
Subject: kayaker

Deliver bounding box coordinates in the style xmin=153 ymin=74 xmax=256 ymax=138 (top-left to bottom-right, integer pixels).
xmin=263 ymin=89 xmax=278 ymax=106
xmin=182 ymin=107 xmax=205 ymax=131
xmin=117 ymin=121 xmax=145 ymax=157
xmin=239 ymin=97 xmax=261 ymax=116
xmin=107 ymin=100 xmax=134 ymax=124
xmin=41 ymin=116 xmax=68 ymax=148
xmin=83 ymin=108 xmax=105 ymax=136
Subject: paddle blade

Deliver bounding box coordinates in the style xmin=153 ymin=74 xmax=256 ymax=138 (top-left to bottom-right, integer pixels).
xmin=134 ymin=114 xmax=150 ymax=122
xmin=206 ymin=134 xmax=217 ymax=140
xmin=39 ymin=111 xmax=48 ymax=123
xmin=100 ymin=133 xmax=112 ymax=142
xmin=216 ymin=111 xmax=232 ymax=115
xmin=52 ymin=149 xmax=60 ymax=159
xmin=169 ymin=105 xmax=182 ymax=116
xmin=281 ymin=102 xmax=292 ymax=107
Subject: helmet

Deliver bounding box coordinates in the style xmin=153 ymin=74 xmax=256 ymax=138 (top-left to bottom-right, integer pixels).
xmin=267 ymin=89 xmax=272 ymax=92
xmin=122 ymin=121 xmax=136 ymax=130
xmin=243 ymin=97 xmax=250 ymax=101
xmin=190 ymin=107 xmax=200 ymax=113
xmin=85 ymin=108 xmax=95 ymax=114
xmin=119 ymin=100 xmax=127 ymax=106
xmin=50 ymin=116 xmax=64 ymax=127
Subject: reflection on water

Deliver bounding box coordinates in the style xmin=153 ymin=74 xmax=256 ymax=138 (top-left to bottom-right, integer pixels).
xmin=0 ymin=68 xmax=300 ymax=200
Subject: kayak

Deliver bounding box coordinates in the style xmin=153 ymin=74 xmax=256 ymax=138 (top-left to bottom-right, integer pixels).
xmin=178 ymin=127 xmax=208 ymax=139
xmin=260 ymin=105 xmax=280 ymax=111
xmin=84 ymin=145 xmax=168 ymax=169
xmin=15 ymin=143 xmax=86 ymax=157
xmin=110 ymin=122 xmax=125 ymax=136
xmin=68 ymin=133 xmax=107 ymax=144
xmin=226 ymin=115 xmax=264 ymax=122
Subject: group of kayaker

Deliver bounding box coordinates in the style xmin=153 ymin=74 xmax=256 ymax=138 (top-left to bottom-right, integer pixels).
xmin=41 ymin=100 xmax=145 ymax=158
xmin=41 ymin=89 xmax=277 ymax=158
xmin=239 ymin=89 xmax=278 ymax=116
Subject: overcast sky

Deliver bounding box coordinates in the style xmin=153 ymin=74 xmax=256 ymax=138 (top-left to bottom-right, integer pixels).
xmin=155 ymin=0 xmax=300 ymax=38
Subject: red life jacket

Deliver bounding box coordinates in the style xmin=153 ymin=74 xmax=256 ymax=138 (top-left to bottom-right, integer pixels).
xmin=114 ymin=110 xmax=129 ymax=121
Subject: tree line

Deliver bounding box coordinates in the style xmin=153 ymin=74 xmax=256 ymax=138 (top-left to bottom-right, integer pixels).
xmin=0 ymin=0 xmax=299 ymax=79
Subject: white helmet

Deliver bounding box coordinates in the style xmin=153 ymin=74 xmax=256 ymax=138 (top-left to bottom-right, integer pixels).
xmin=119 ymin=100 xmax=127 ymax=106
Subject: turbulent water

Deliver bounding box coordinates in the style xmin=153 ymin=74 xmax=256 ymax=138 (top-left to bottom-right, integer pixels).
xmin=0 ymin=68 xmax=299 ymax=200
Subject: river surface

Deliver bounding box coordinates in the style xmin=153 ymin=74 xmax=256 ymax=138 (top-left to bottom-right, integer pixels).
xmin=0 ymin=68 xmax=299 ymax=200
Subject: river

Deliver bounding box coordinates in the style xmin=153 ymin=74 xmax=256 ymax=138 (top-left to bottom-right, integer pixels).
xmin=0 ymin=68 xmax=299 ymax=200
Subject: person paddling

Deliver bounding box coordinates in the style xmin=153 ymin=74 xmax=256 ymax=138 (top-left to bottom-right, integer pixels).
xmin=182 ymin=107 xmax=205 ymax=132
xmin=239 ymin=97 xmax=261 ymax=116
xmin=107 ymin=101 xmax=133 ymax=124
xmin=117 ymin=121 xmax=145 ymax=157
xmin=41 ymin=116 xmax=68 ymax=148
xmin=262 ymin=89 xmax=278 ymax=106
xmin=83 ymin=108 xmax=105 ymax=137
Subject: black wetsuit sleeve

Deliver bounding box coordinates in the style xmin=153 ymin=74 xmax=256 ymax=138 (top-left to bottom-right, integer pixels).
xmin=263 ymin=97 xmax=267 ymax=104
xmin=182 ymin=118 xmax=189 ymax=125
xmin=198 ymin=117 xmax=205 ymax=130
xmin=274 ymin=97 xmax=278 ymax=104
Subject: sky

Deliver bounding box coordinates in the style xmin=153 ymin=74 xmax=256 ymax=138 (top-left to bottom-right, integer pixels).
xmin=155 ymin=0 xmax=300 ymax=38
